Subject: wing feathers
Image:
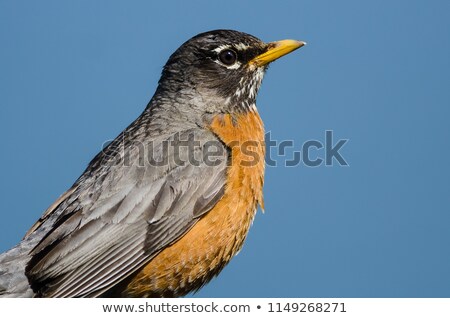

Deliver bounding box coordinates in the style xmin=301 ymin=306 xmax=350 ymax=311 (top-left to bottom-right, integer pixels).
xmin=26 ymin=129 xmax=229 ymax=297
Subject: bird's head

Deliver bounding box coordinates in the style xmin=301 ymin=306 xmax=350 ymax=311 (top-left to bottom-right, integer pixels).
xmin=155 ymin=29 xmax=305 ymax=113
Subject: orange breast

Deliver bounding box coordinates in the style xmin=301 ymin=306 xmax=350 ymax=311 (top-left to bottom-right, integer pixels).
xmin=123 ymin=111 xmax=265 ymax=297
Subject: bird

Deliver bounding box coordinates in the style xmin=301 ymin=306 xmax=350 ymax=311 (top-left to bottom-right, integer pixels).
xmin=0 ymin=29 xmax=305 ymax=297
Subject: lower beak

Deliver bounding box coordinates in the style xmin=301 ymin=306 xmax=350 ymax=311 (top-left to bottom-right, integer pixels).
xmin=249 ymin=39 xmax=306 ymax=67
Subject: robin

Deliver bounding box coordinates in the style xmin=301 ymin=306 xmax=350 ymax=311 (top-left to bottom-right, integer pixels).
xmin=0 ymin=29 xmax=305 ymax=297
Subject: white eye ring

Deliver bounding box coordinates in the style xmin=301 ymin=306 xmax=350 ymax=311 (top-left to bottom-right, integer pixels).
xmin=213 ymin=45 xmax=242 ymax=69
xmin=218 ymin=49 xmax=237 ymax=65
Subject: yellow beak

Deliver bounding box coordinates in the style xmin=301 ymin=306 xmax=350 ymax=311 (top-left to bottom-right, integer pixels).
xmin=249 ymin=39 xmax=306 ymax=67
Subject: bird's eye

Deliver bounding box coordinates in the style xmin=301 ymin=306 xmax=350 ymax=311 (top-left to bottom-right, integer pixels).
xmin=218 ymin=49 xmax=237 ymax=66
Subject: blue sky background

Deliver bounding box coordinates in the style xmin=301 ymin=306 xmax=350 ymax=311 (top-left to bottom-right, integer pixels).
xmin=1 ymin=0 xmax=449 ymax=297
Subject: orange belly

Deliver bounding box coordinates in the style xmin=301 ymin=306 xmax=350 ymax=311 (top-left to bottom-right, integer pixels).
xmin=123 ymin=111 xmax=265 ymax=297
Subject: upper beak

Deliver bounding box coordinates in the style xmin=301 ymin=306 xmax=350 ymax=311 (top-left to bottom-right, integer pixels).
xmin=249 ymin=39 xmax=306 ymax=67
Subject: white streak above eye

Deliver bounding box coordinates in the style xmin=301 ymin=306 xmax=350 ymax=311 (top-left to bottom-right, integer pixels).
xmin=213 ymin=43 xmax=249 ymax=53
xmin=235 ymin=43 xmax=250 ymax=51
xmin=213 ymin=44 xmax=231 ymax=53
